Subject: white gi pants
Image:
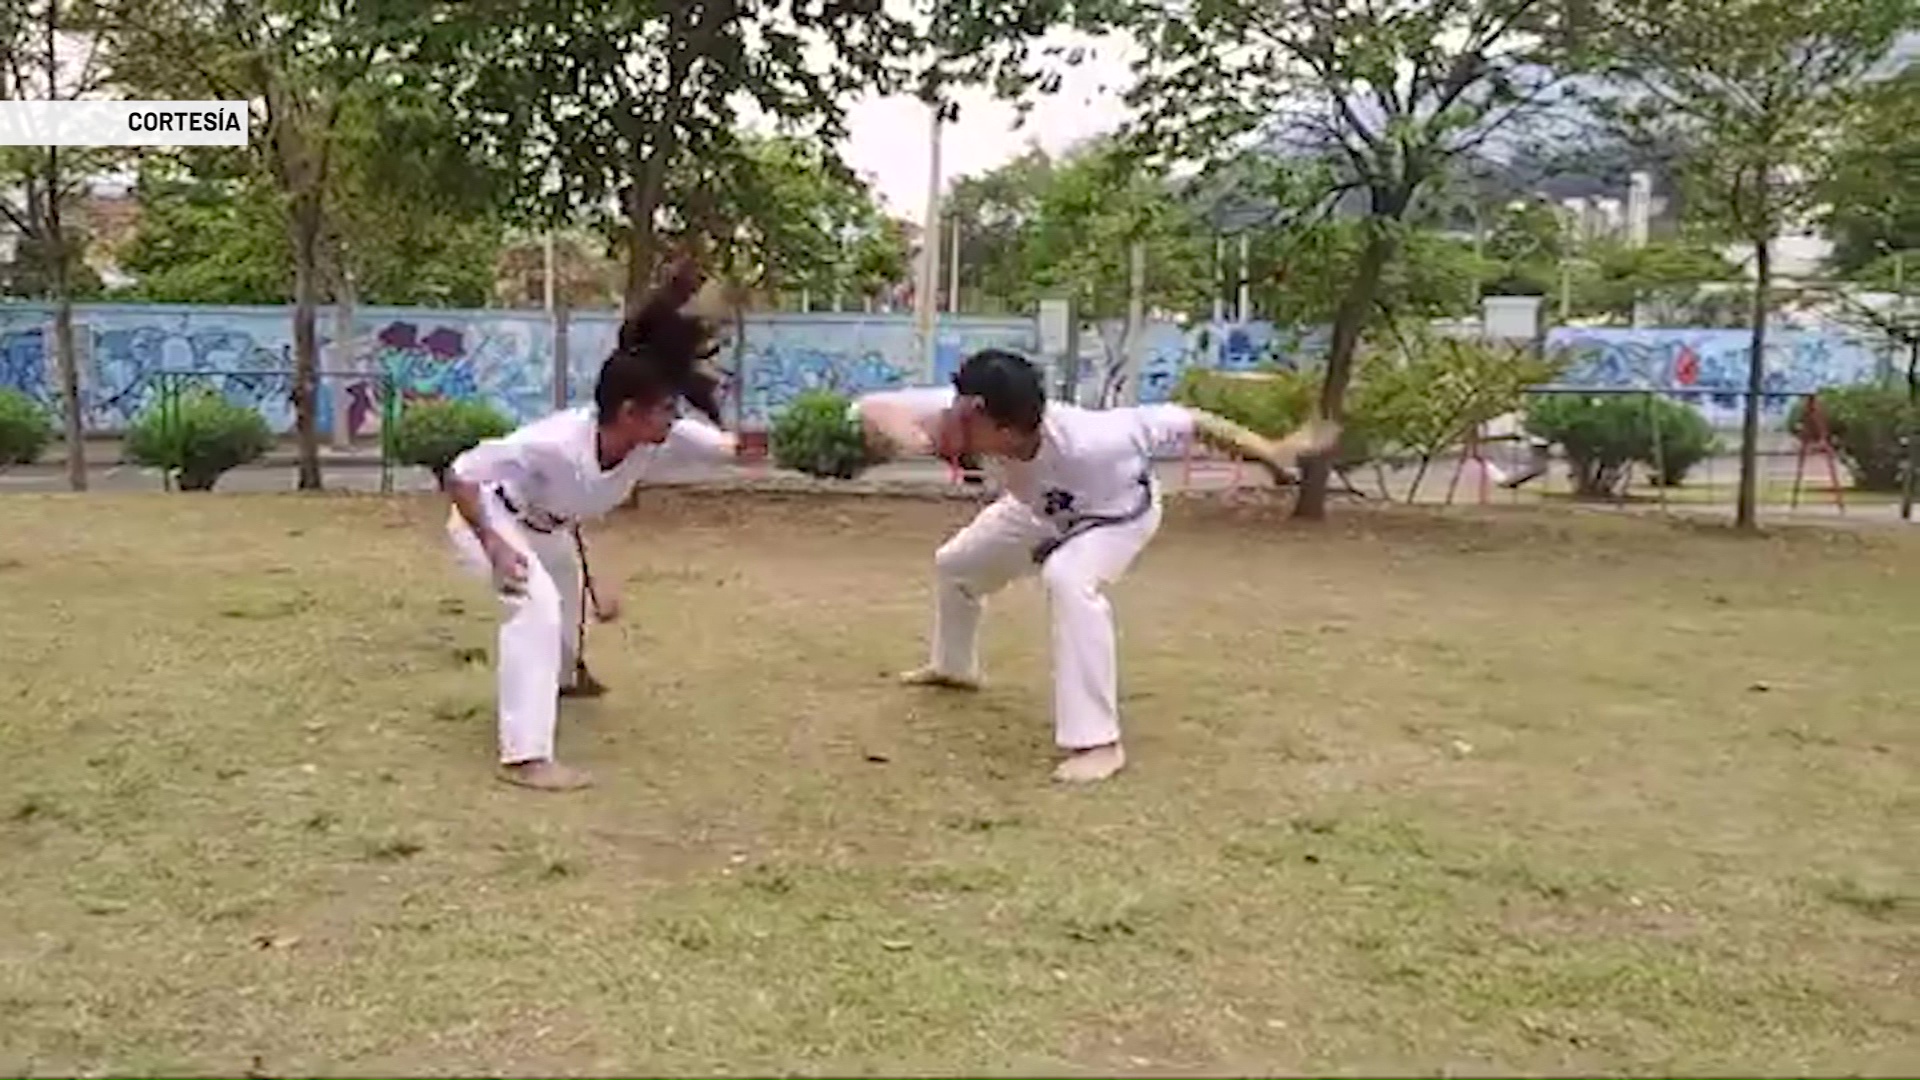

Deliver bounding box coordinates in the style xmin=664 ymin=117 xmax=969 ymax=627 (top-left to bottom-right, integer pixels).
xmin=446 ymin=505 xmax=585 ymax=764
xmin=928 ymin=492 xmax=1162 ymax=750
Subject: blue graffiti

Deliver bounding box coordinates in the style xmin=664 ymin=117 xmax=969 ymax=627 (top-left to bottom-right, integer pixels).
xmin=1134 ymin=321 xmax=1330 ymax=404
xmin=3 ymin=302 xmax=1883 ymax=438
xmin=0 ymin=303 xmax=561 ymax=436
xmin=0 ymin=326 xmax=47 ymax=404
xmin=1547 ymin=328 xmax=1882 ymax=424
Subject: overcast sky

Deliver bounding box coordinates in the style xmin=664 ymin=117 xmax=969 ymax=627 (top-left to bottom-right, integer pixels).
xmin=832 ymin=27 xmax=1920 ymax=226
xmin=836 ymin=28 xmax=1141 ymax=220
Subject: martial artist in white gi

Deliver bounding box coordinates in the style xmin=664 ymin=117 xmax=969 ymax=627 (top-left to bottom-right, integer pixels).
xmin=853 ymin=349 xmax=1339 ymax=784
xmin=444 ymin=353 xmax=737 ymax=791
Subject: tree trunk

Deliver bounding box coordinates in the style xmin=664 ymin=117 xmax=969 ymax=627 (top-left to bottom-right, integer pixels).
xmin=45 ymin=144 xmax=84 ymax=492
xmin=289 ymin=194 xmax=324 ymax=490
xmin=51 ymin=290 xmax=84 ymax=490
xmin=1735 ymin=235 xmax=1770 ymax=531
xmin=622 ymin=156 xmax=668 ymax=313
xmin=1293 ymin=224 xmax=1395 ymax=520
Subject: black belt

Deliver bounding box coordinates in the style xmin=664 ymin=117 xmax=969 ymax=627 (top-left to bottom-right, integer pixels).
xmin=494 ymin=487 xmax=571 ymax=534
xmin=1031 ymin=473 xmax=1155 ymax=565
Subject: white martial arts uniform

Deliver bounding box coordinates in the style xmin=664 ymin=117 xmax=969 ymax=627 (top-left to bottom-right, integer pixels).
xmin=853 ymin=387 xmax=1196 ymax=750
xmin=444 ymin=406 xmax=736 ymax=764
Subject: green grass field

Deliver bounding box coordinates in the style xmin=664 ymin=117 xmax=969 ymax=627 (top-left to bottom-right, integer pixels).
xmin=1 ymin=491 xmax=1915 ymax=1076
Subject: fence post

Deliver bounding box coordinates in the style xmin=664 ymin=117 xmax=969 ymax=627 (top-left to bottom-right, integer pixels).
xmin=551 ymin=304 xmax=570 ymax=410
xmin=379 ymin=369 xmax=399 ymax=495
xmin=156 ymin=371 xmax=178 ymax=493
xmin=1645 ymin=391 xmax=1668 ymax=513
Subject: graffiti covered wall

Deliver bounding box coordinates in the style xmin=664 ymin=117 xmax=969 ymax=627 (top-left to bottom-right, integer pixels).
xmin=1132 ymin=321 xmax=1330 ymax=404
xmin=0 ymin=303 xmax=558 ymax=437
xmin=1546 ymin=328 xmax=1886 ymax=425
xmin=564 ymin=312 xmax=1034 ymax=426
xmin=0 ymin=302 xmax=1035 ymax=434
xmin=0 ymin=299 xmax=1890 ymax=437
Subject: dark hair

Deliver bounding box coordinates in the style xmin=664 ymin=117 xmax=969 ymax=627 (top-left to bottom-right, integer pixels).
xmin=952 ymin=349 xmax=1045 ymax=432
xmin=608 ymin=257 xmax=728 ymax=424
xmin=593 ymin=352 xmax=676 ymax=425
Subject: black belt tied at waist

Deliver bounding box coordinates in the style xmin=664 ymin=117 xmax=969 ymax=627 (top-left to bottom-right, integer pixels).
xmin=493 ymin=486 xmax=573 ymax=535
xmin=1031 ymin=472 xmax=1156 ymax=565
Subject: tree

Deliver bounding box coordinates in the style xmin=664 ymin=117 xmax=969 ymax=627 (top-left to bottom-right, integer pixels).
xmin=945 ymin=147 xmax=1054 ymax=312
xmin=1018 ymin=138 xmax=1212 ymax=319
xmin=117 ymin=155 xmax=292 ymax=305
xmin=1481 ymin=198 xmax=1569 ymax=294
xmin=846 ymin=215 xmax=914 ymax=310
xmin=938 ymin=138 xmax=1215 ymax=319
xmin=664 ymin=133 xmax=906 ymax=309
xmin=120 ymin=154 xmax=505 ymax=307
xmin=492 ymin=231 xmax=625 ymax=311
xmin=1569 ymin=234 xmax=1743 ymax=322
xmin=422 ymin=0 xmax=1103 ymax=311
xmin=1823 ymin=64 xmax=1920 ymax=277
xmin=0 ymin=0 xmax=115 ymax=491
xmin=1246 ymin=215 xmax=1492 ymax=325
xmin=320 ymin=91 xmax=506 ymax=308
xmin=1595 ymin=0 xmax=1911 ymax=530
xmin=418 ymin=0 xmax=911 ymax=311
xmin=1122 ymin=0 xmax=1586 ymax=520
xmin=1364 ymin=329 xmax=1563 ymax=501
xmin=100 ymin=0 xmax=439 ymax=489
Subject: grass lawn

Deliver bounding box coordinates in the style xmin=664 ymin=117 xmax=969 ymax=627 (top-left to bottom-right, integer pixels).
xmin=1 ymin=491 xmax=1915 ymax=1077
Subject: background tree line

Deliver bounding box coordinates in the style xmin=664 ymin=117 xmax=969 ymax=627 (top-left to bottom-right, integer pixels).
xmin=0 ymin=0 xmax=1910 ymax=523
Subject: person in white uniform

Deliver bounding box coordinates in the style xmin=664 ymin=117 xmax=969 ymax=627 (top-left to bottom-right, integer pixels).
xmin=853 ymin=349 xmax=1339 ymax=784
xmin=444 ymin=353 xmax=738 ymax=791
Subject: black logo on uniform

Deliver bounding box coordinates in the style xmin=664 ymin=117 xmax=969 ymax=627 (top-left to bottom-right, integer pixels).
xmin=1043 ymin=488 xmax=1076 ymax=516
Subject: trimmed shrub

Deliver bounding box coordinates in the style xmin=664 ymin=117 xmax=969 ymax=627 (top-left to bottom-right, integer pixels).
xmin=1525 ymin=392 xmax=1717 ymax=496
xmin=125 ymin=388 xmax=273 ymax=491
xmin=1648 ymin=401 xmax=1718 ymax=487
xmin=392 ymin=398 xmax=515 ymax=486
xmin=1790 ymin=384 xmax=1918 ymax=493
xmin=0 ymin=388 xmax=53 ymax=466
xmin=771 ymin=389 xmax=875 ymax=479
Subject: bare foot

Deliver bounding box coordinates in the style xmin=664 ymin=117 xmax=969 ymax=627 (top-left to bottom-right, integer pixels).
xmin=898 ymin=666 xmax=982 ymax=691
xmin=496 ymin=760 xmax=593 ymax=791
xmin=560 ymin=664 xmax=608 ymax=699
xmin=1052 ymin=743 xmax=1126 ymax=784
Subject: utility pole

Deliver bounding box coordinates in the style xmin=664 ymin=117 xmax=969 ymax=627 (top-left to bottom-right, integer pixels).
xmin=948 ymin=215 xmax=961 ymax=313
xmin=913 ymin=103 xmax=943 ymax=381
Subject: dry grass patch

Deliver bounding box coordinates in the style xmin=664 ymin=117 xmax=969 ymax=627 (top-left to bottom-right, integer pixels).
xmin=0 ymin=489 xmax=1914 ymax=1076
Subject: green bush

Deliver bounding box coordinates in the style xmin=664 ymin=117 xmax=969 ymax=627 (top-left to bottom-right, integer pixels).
xmin=1359 ymin=336 xmax=1565 ymax=500
xmin=1525 ymin=393 xmax=1717 ymax=497
xmin=771 ymin=389 xmax=875 ymax=479
xmin=1173 ymin=365 xmax=1380 ymax=468
xmin=125 ymin=388 xmax=273 ymax=491
xmin=1649 ymin=401 xmax=1718 ymax=487
xmin=1789 ymin=384 xmax=1918 ymax=493
xmin=0 ymin=388 xmax=53 ymax=466
xmin=392 ymin=398 xmax=515 ymax=486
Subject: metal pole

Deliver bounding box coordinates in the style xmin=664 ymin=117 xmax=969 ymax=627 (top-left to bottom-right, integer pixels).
xmin=1123 ymin=241 xmax=1146 ymax=404
xmin=948 ymin=215 xmax=961 ymax=314
xmin=330 ymin=266 xmax=354 ymax=450
xmin=1236 ymin=233 xmax=1251 ymax=321
xmin=1212 ymin=236 xmax=1225 ymax=323
xmin=913 ymin=103 xmax=943 ymax=382
xmin=1903 ymin=339 xmax=1918 ymax=521
xmin=545 ymin=231 xmax=566 ymax=409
